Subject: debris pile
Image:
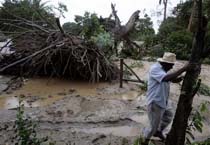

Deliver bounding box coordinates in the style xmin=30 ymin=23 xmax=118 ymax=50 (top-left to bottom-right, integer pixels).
xmin=0 ymin=19 xmax=119 ymax=82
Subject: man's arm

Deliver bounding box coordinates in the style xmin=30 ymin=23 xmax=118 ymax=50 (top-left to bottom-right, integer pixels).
xmin=162 ymin=64 xmax=191 ymax=82
xmin=171 ymin=76 xmax=184 ymax=83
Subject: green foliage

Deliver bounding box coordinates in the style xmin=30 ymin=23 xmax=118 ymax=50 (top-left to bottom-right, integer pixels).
xmin=186 ymin=102 xmax=209 ymax=144
xmin=155 ymin=17 xmax=193 ymax=60
xmin=139 ymin=81 xmax=147 ymax=92
xmin=72 ymin=12 xmax=115 ymax=57
xmin=0 ymin=0 xmax=67 ymax=33
xmin=74 ymin=12 xmax=104 ymax=40
xmin=91 ymin=32 xmax=114 ymax=49
xmin=172 ymin=0 xmax=193 ymax=28
xmin=156 ymin=15 xmax=193 ymax=60
xmin=56 ymin=2 xmax=68 ymax=18
xmin=129 ymin=61 xmax=143 ymax=68
xmin=144 ymin=35 xmax=159 ymax=49
xmin=202 ymin=58 xmax=210 ymax=65
xmin=123 ymin=67 xmax=132 ymax=79
xmin=198 ymin=83 xmax=210 ymax=96
xmin=13 ymin=98 xmax=55 ymax=145
xmin=133 ymin=137 xmax=154 ymax=145
xmin=158 ymin=17 xmax=183 ymax=41
xmin=156 ymin=0 xmax=210 ymax=61
xmin=164 ymin=30 xmax=193 ymax=60
xmin=62 ymin=22 xmax=82 ymax=35
xmin=191 ymin=139 xmax=210 ymax=145
xmin=148 ymin=44 xmax=165 ymax=58
xmin=130 ymin=14 xmax=155 ymax=42
xmin=91 ymin=31 xmax=114 ymax=57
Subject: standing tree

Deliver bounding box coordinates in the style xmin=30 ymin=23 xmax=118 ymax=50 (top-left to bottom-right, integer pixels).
xmin=166 ymin=0 xmax=209 ymax=145
xmin=159 ymin=0 xmax=169 ymax=20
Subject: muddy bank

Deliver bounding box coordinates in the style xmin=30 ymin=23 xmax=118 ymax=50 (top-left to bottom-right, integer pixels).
xmin=0 ymin=60 xmax=210 ymax=145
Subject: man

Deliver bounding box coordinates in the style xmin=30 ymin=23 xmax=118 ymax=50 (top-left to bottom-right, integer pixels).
xmin=142 ymin=52 xmax=192 ymax=145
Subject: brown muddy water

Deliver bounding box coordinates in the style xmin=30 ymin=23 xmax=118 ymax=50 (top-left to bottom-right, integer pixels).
xmin=0 ymin=76 xmax=146 ymax=145
xmin=0 ymin=77 xmax=140 ymax=109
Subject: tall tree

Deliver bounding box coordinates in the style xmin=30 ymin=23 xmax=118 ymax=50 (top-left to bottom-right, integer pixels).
xmin=166 ymin=0 xmax=209 ymax=145
xmin=159 ymin=0 xmax=169 ymax=20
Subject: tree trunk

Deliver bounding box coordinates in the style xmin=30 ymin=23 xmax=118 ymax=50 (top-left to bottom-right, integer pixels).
xmin=163 ymin=0 xmax=168 ymax=20
xmin=159 ymin=0 xmax=168 ymax=21
xmin=110 ymin=3 xmax=141 ymax=55
xmin=166 ymin=0 xmax=208 ymax=145
xmin=111 ymin=3 xmax=140 ymax=39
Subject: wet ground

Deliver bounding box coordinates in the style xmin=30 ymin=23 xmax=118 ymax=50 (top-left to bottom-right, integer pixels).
xmin=0 ymin=60 xmax=210 ymax=145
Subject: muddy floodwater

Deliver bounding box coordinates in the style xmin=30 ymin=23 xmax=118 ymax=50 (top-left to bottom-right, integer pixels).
xmin=0 ymin=60 xmax=210 ymax=145
xmin=0 ymin=78 xmax=140 ymax=109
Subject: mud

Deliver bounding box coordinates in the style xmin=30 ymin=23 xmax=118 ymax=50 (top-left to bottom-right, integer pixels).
xmin=0 ymin=60 xmax=210 ymax=145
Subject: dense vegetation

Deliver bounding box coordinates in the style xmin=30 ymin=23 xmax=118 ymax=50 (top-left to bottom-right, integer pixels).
xmin=0 ymin=0 xmax=67 ymax=33
xmin=154 ymin=0 xmax=210 ymax=60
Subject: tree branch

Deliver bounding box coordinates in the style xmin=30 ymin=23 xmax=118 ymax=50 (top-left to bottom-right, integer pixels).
xmin=111 ymin=3 xmax=121 ymax=29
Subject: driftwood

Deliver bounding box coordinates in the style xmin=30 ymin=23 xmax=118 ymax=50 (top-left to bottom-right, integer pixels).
xmin=0 ymin=15 xmax=119 ymax=82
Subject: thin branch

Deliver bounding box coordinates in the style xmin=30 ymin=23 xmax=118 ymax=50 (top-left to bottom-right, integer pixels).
xmin=0 ymin=44 xmax=56 ymax=72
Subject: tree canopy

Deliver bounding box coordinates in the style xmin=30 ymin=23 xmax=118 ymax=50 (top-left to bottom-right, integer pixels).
xmin=0 ymin=0 xmax=67 ymax=33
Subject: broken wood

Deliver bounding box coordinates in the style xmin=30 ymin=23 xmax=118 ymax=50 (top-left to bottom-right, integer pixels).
xmin=110 ymin=3 xmax=141 ymax=55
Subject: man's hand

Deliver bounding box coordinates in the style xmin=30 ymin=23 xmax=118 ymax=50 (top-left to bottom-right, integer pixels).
xmin=163 ymin=62 xmax=200 ymax=82
xmin=172 ymin=76 xmax=184 ymax=83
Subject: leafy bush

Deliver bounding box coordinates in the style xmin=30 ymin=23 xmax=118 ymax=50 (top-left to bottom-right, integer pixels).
xmin=202 ymin=58 xmax=210 ymax=65
xmin=0 ymin=0 xmax=67 ymax=33
xmin=148 ymin=44 xmax=165 ymax=58
xmin=91 ymin=32 xmax=114 ymax=57
xmin=191 ymin=139 xmax=210 ymax=145
xmin=13 ymin=98 xmax=55 ymax=145
xmin=198 ymin=83 xmax=210 ymax=96
xmin=165 ymin=30 xmax=193 ymax=60
xmin=75 ymin=12 xmax=104 ymax=40
xmin=186 ymin=102 xmax=209 ymax=144
xmin=129 ymin=61 xmax=143 ymax=68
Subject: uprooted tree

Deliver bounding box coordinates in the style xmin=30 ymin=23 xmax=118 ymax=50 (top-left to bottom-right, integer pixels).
xmin=166 ymin=0 xmax=209 ymax=145
xmin=0 ymin=1 xmax=144 ymax=82
xmin=0 ymin=1 xmax=119 ymax=82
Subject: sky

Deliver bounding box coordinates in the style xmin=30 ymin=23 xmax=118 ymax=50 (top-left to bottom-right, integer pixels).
xmin=0 ymin=0 xmax=184 ymax=32
xmin=47 ymin=0 xmax=184 ymax=32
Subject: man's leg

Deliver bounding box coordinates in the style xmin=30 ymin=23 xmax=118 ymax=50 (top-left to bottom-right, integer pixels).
xmin=153 ymin=106 xmax=173 ymax=141
xmin=143 ymin=103 xmax=164 ymax=141
xmin=158 ymin=107 xmax=173 ymax=132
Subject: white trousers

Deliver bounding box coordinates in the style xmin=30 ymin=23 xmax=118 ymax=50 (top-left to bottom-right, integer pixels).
xmin=143 ymin=102 xmax=173 ymax=139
